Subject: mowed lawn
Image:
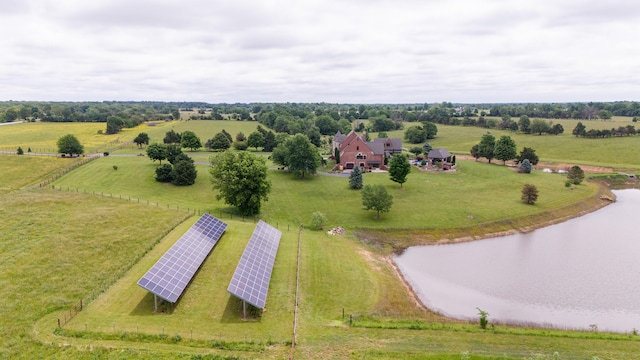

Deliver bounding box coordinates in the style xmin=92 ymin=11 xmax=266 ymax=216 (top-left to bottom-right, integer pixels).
xmin=51 ymin=155 xmax=599 ymax=232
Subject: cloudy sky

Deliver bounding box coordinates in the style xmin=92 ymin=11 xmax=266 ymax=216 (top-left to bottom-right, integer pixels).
xmin=1 ymin=0 xmax=639 ymax=103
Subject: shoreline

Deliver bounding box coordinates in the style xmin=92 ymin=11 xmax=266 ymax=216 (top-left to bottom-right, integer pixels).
xmin=364 ymin=182 xmax=630 ymax=327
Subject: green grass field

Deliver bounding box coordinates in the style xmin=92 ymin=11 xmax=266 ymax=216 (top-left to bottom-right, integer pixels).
xmin=2 ymin=119 xmax=640 ymax=359
xmin=385 ymin=118 xmax=640 ymax=170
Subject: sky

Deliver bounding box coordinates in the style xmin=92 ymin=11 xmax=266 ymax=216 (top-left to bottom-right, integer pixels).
xmin=1 ymin=0 xmax=639 ymax=104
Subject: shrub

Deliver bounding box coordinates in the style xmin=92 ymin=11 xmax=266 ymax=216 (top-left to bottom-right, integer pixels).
xmin=311 ymin=211 xmax=327 ymax=230
xmin=113 ymin=165 xmax=118 ymax=171
xmin=16 ymin=147 xmax=24 ymax=155
xmin=477 ymin=308 xmax=489 ymax=329
xmin=103 ymin=151 xmax=110 ymax=156
xmin=233 ymin=141 xmax=248 ymax=151
xmin=519 ymin=159 xmax=532 ymax=173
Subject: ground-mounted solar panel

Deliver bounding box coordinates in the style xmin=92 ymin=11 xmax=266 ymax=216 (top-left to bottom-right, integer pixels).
xmin=227 ymin=220 xmax=282 ymax=310
xmin=137 ymin=213 xmax=227 ymax=307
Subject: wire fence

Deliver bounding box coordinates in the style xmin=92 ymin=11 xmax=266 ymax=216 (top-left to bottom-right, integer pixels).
xmin=58 ymin=299 xmax=83 ymax=328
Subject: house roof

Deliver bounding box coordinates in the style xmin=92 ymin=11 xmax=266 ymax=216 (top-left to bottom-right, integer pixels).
xmin=368 ymin=142 xmax=385 ymax=155
xmin=373 ymin=137 xmax=402 ymax=151
xmin=333 ymin=130 xmax=347 ymax=143
xmin=427 ymin=148 xmax=452 ymax=159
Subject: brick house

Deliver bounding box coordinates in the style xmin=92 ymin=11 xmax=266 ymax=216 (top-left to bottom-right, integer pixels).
xmin=333 ymin=131 xmax=402 ymax=170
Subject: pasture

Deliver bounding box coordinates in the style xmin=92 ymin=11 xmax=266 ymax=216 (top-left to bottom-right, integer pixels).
xmin=2 ymin=119 xmax=640 ymax=359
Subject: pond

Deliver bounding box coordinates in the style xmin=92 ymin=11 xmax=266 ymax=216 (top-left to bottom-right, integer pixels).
xmin=394 ymin=189 xmax=640 ymax=333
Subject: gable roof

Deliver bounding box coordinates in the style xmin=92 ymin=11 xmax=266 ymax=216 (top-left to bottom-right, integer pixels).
xmin=373 ymin=137 xmax=402 ymax=152
xmin=427 ymin=148 xmax=452 ymax=159
xmin=333 ymin=130 xmax=347 ymax=143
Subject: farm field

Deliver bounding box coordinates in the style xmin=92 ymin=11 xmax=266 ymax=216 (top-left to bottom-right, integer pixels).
xmin=385 ymin=118 xmax=640 ymax=170
xmin=2 ymin=120 xmax=640 ymax=359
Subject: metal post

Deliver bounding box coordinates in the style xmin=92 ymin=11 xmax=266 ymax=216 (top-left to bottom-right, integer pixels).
xmin=154 ymin=294 xmax=158 ymax=312
xmin=243 ymin=301 xmax=247 ymax=320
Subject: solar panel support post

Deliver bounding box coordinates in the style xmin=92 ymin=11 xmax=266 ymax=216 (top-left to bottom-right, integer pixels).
xmin=243 ymin=300 xmax=247 ymax=320
xmin=154 ymin=294 xmax=158 ymax=312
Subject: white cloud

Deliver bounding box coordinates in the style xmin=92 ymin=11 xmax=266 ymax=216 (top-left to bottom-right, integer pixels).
xmin=0 ymin=0 xmax=639 ymax=103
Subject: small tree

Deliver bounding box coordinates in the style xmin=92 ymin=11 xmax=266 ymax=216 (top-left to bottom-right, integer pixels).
xmin=146 ymin=143 xmax=167 ymax=164
xmin=207 ymin=132 xmax=231 ymax=151
xmin=210 ymin=151 xmax=271 ymax=216
xmin=409 ymin=146 xmax=423 ymax=157
xmin=334 ymin=146 xmax=340 ymax=164
xmin=423 ymin=142 xmax=432 ymax=154
xmin=163 ymin=130 xmax=181 ymax=144
xmin=521 ymin=184 xmax=539 ymax=205
xmin=349 ymin=166 xmax=363 ymax=189
xmin=478 ymin=133 xmax=495 ymax=163
xmin=494 ymin=135 xmax=517 ymax=165
xmin=133 ymin=132 xmax=150 ymax=148
xmin=180 ymin=130 xmax=202 ymax=151
xmin=16 ymin=146 xmax=24 ymax=155
xmin=516 ymin=147 xmax=539 ymax=165
xmin=362 ymin=184 xmax=393 ymax=219
xmin=477 ymin=308 xmax=489 ymax=329
xmin=311 ymin=211 xmax=327 ymax=230
xmin=519 ymin=159 xmax=532 ymax=173
xmin=389 ymin=154 xmax=411 ymax=188
xmin=567 ymin=165 xmax=585 ymax=185
xmin=57 ymin=134 xmax=84 ymax=157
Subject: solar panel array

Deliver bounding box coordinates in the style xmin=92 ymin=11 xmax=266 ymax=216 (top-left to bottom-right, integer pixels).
xmin=138 ymin=213 xmax=227 ymax=303
xmin=227 ymin=220 xmax=282 ymax=309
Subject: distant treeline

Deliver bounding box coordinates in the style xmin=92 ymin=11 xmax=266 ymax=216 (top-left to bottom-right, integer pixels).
xmin=2 ymin=101 xmax=639 ymax=139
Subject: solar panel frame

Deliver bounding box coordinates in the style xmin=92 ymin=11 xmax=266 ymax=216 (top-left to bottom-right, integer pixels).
xmin=137 ymin=213 xmax=227 ymax=303
xmin=227 ymin=220 xmax=282 ymax=309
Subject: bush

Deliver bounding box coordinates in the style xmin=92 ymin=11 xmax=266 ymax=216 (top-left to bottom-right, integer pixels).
xmin=16 ymin=147 xmax=24 ymax=155
xmin=113 ymin=165 xmax=118 ymax=171
xmin=103 ymin=151 xmax=109 ymax=156
xmin=233 ymin=141 xmax=248 ymax=151
xmin=311 ymin=211 xmax=327 ymax=230
xmin=519 ymin=159 xmax=532 ymax=173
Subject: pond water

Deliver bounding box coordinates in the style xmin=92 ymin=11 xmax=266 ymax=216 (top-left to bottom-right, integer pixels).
xmin=394 ymin=189 xmax=640 ymax=332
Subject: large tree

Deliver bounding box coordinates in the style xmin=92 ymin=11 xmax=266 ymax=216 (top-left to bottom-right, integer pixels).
xmin=494 ymin=135 xmax=517 ymax=165
xmin=404 ymin=125 xmax=427 ymax=144
xmin=206 ymin=132 xmax=231 ymax=151
xmin=423 ymin=121 xmax=438 ymax=139
xmin=530 ymin=119 xmax=551 ymax=135
xmin=272 ymin=134 xmax=320 ymax=179
xmin=209 ymin=151 xmax=271 ymax=216
xmin=57 ymin=134 xmax=84 ymax=157
xmin=518 ymin=115 xmax=531 ymax=134
xmin=572 ymin=122 xmax=586 ymax=137
xmin=247 ymin=131 xmax=265 ymax=150
xmin=477 ymin=133 xmax=496 ymax=163
xmin=180 ymin=130 xmax=202 ymax=151
xmin=362 ymin=184 xmax=393 ymax=219
xmin=389 ymin=154 xmax=410 ymax=188
xmin=163 ymin=130 xmax=181 ymax=144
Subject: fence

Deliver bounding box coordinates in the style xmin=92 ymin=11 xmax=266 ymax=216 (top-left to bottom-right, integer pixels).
xmin=58 ymin=299 xmax=83 ymax=328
